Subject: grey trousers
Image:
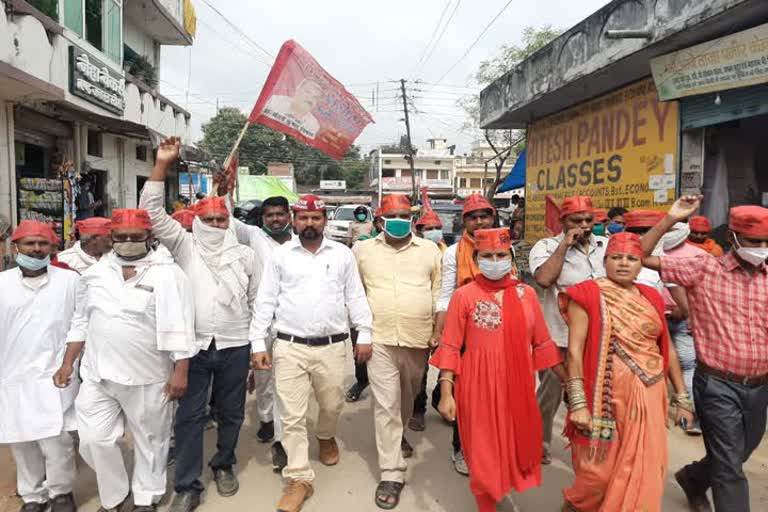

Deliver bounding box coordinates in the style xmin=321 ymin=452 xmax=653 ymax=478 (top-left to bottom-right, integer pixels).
xmin=682 ymin=369 xmax=768 ymax=511
xmin=537 ymin=347 xmax=567 ymax=449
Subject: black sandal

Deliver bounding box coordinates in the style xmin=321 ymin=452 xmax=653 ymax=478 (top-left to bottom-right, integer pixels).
xmin=375 ymin=481 xmax=404 ymax=510
xmin=345 ymin=382 xmax=366 ymax=402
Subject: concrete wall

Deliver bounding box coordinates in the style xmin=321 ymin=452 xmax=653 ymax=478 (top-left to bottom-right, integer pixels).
xmin=124 ymin=18 xmax=160 ymax=66
xmin=0 ymin=102 xmax=15 ymax=224
xmin=480 ymin=0 xmax=766 ymax=128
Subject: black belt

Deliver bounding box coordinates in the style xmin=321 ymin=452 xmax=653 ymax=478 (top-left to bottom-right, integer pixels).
xmin=276 ymin=332 xmax=348 ymax=346
xmin=698 ymin=361 xmax=768 ymax=387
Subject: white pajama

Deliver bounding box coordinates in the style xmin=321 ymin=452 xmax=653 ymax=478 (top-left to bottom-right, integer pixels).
xmin=76 ymin=380 xmax=172 ymax=508
xmin=10 ymin=432 xmax=76 ymax=504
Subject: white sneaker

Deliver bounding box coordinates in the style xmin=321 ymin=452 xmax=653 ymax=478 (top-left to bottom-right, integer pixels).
xmin=452 ymin=449 xmax=469 ymax=476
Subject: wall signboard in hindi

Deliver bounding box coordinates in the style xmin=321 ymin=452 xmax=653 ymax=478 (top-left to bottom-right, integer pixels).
xmin=69 ymin=46 xmax=126 ymax=115
xmin=651 ymin=22 xmax=768 ymax=101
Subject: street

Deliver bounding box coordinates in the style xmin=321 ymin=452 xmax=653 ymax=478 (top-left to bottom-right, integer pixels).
xmin=2 ymin=351 xmax=768 ymax=512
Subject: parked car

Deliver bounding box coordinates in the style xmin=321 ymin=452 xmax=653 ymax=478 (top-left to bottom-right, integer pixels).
xmin=325 ymin=204 xmax=373 ymax=244
xmin=234 ymin=199 xmax=263 ymax=226
xmin=431 ymin=203 xmax=464 ymax=246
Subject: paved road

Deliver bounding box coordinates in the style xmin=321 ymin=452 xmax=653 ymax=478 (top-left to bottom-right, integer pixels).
xmin=2 ymin=351 xmax=768 ymax=511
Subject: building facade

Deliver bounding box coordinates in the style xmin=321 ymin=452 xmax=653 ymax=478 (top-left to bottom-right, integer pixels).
xmin=0 ymin=0 xmax=195 ymax=242
xmin=480 ymin=0 xmax=768 ymax=241
xmin=369 ymin=137 xmax=455 ymax=203
xmin=454 ymin=141 xmax=524 ymax=202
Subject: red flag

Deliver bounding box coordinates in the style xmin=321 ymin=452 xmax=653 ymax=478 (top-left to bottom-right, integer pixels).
xmin=545 ymin=194 xmax=562 ymax=236
xmin=420 ymin=186 xmax=433 ymax=212
xmin=225 ymin=153 xmax=239 ymax=194
xmin=249 ymin=40 xmax=374 ymax=160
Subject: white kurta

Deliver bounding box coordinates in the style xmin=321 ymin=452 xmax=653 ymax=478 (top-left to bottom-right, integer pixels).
xmin=0 ymin=266 xmax=79 ymax=444
xmin=56 ymin=242 xmax=98 ymax=273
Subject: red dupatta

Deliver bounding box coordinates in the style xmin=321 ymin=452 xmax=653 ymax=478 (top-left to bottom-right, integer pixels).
xmin=559 ymin=279 xmax=671 ymax=457
xmin=475 ymin=274 xmax=542 ymax=475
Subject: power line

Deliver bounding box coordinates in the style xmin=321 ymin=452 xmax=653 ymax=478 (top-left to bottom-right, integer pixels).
xmin=418 ymin=0 xmax=463 ymax=75
xmin=198 ymin=0 xmax=275 ymax=61
xmin=429 ymin=0 xmax=515 ymax=91
xmin=408 ymin=0 xmax=454 ymax=78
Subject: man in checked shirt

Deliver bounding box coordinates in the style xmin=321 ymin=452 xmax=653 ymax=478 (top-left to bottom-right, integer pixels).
xmin=641 ymin=196 xmax=768 ymax=512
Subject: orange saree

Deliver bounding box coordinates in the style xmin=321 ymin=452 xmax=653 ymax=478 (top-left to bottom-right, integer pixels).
xmin=560 ymin=278 xmax=671 ymax=512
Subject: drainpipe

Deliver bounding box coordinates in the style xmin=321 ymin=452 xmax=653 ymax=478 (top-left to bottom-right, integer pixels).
xmin=116 ymin=138 xmax=126 ymax=209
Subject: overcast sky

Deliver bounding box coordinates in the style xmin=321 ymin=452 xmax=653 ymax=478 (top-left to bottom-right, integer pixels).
xmin=160 ymin=0 xmax=608 ymax=156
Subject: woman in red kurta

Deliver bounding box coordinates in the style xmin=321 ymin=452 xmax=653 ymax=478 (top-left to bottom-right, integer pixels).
xmin=430 ymin=228 xmax=565 ymax=512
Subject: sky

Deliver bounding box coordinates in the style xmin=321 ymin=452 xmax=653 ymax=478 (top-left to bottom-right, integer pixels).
xmin=160 ymin=0 xmax=609 ymax=156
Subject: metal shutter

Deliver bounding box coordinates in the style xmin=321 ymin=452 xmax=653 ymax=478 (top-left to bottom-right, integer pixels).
xmin=680 ymin=83 xmax=768 ymax=130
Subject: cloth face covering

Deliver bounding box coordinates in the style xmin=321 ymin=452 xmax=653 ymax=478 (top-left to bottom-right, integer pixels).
xmin=383 ymin=218 xmax=412 ymax=239
xmin=478 ymin=258 xmax=512 ymax=280
xmin=16 ymin=253 xmax=50 ymax=271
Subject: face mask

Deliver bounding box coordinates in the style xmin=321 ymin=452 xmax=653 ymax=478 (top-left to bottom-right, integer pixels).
xmin=383 ymin=218 xmax=412 ymax=239
xmin=113 ymin=241 xmax=150 ymax=260
xmin=733 ymin=233 xmax=768 ymax=266
xmin=608 ymin=222 xmax=624 ymax=234
xmin=478 ymin=258 xmax=512 ymax=280
xmin=423 ymin=229 xmax=443 ymax=244
xmin=592 ymin=224 xmax=605 ymax=236
xmin=662 ymin=222 xmax=691 ymax=251
xmin=262 ymin=223 xmax=291 ymax=238
xmin=16 ymin=253 xmax=50 ymax=271
xmin=355 ymin=213 xmax=367 ymax=222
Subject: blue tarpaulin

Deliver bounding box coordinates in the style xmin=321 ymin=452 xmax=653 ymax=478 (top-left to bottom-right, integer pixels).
xmin=497 ymin=149 xmax=526 ymax=193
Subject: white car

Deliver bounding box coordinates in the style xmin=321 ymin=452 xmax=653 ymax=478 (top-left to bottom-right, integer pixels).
xmin=325 ymin=204 xmax=373 ymax=244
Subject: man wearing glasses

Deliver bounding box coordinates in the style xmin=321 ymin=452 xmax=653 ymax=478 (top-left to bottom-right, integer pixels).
xmin=528 ymin=196 xmax=607 ymax=464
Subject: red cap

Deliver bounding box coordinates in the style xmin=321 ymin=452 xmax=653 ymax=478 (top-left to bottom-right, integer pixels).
xmin=474 ymin=228 xmax=511 ymax=252
xmin=462 ymin=194 xmax=495 ymax=216
xmin=171 ymin=209 xmax=195 ymax=230
xmin=689 ymin=215 xmax=712 ymax=233
xmin=560 ymin=196 xmax=593 ymax=218
xmin=380 ymin=194 xmax=412 ymax=215
xmin=77 ymin=217 xmax=111 ymax=236
xmin=729 ymin=205 xmax=768 ymax=237
xmin=292 ymin=194 xmax=326 ymax=212
xmin=193 ymin=197 xmax=228 ymax=217
xmin=416 ymin=210 xmax=442 ymax=228
xmin=624 ymin=210 xmax=665 ymax=229
xmin=606 ymin=232 xmax=643 ymax=257
xmin=11 ymin=220 xmax=54 ymax=243
xmin=592 ymin=208 xmax=608 ymax=224
xmin=111 ymin=209 xmax=152 ymax=231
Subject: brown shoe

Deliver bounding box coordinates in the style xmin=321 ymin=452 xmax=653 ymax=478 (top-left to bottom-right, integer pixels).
xmin=276 ymin=480 xmax=314 ymax=512
xmin=318 ymin=437 xmax=339 ymax=466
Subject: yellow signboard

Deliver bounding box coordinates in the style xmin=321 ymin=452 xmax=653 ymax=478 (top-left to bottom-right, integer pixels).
xmin=524 ymin=79 xmax=679 ymax=241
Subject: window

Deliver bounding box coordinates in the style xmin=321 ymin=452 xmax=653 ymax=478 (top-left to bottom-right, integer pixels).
xmin=440 ymin=170 xmax=449 ymax=180
xmin=434 ymin=160 xmax=442 ymax=165
xmin=29 ymin=0 xmax=59 ymax=20
xmin=87 ymin=130 xmax=103 ymax=157
xmin=470 ymin=178 xmax=482 ymax=188
xmin=64 ymin=0 xmax=122 ymax=63
xmin=384 ymin=159 xmax=392 ymax=164
xmin=427 ymin=169 xmax=438 ymax=180
xmin=401 ymin=169 xmax=412 ymax=177
xmin=382 ymin=169 xmax=396 ymax=178
xmin=135 ymin=145 xmax=148 ymax=161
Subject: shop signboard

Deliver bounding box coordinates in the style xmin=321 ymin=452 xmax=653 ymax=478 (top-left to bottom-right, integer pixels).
xmin=320 ymin=180 xmax=346 ymax=190
xmin=524 ymin=79 xmax=679 ymax=241
xmin=651 ymin=22 xmax=768 ymax=101
xmin=69 ymin=46 xmax=126 ymax=115
xmin=382 ymin=177 xmax=419 ymax=191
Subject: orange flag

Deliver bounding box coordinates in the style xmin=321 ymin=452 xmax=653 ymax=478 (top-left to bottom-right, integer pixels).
xmin=545 ymin=194 xmax=562 ymax=236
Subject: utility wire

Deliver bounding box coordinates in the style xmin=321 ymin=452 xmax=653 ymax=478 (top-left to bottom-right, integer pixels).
xmin=418 ymin=0 xmax=463 ymax=75
xmin=408 ymin=0 xmax=454 ymax=78
xmin=198 ymin=0 xmax=275 ymax=60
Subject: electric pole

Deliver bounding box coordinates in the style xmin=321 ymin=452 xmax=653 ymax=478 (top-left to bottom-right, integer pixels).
xmin=399 ymin=78 xmax=418 ymax=202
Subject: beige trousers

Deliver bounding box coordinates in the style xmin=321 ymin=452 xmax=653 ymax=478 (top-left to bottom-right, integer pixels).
xmin=274 ymin=340 xmax=347 ymax=482
xmin=368 ymin=343 xmax=430 ymax=483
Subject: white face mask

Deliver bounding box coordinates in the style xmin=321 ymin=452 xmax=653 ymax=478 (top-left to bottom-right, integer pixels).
xmin=662 ymin=222 xmax=691 ymax=251
xmin=423 ymin=229 xmax=443 ymax=244
xmin=733 ymin=233 xmax=768 ymax=266
xmin=478 ymin=258 xmax=512 ymax=280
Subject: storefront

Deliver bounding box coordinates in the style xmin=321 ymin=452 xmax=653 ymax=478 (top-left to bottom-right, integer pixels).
xmin=651 ymin=22 xmax=768 ymax=240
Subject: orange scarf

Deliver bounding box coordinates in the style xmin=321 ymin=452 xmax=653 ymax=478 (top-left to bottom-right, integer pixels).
xmin=686 ymin=238 xmax=723 ymax=257
xmin=456 ymin=235 xmax=480 ymax=286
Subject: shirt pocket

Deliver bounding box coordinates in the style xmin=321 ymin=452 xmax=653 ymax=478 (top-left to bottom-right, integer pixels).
xmin=121 ymin=286 xmax=154 ymax=317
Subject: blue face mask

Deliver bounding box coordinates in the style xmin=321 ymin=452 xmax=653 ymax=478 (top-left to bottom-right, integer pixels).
xmin=608 ymin=222 xmax=624 ymax=235
xmin=478 ymin=258 xmax=512 ymax=280
xmin=16 ymin=253 xmax=50 ymax=271
xmin=383 ymin=218 xmax=412 ymax=239
xmin=423 ymin=229 xmax=443 ymax=244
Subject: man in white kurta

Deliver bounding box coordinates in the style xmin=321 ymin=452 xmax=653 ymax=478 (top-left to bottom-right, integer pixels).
xmin=54 ymin=209 xmax=196 ymax=512
xmin=56 ymin=217 xmax=112 ymax=273
xmin=1 ymin=220 xmax=79 ymax=512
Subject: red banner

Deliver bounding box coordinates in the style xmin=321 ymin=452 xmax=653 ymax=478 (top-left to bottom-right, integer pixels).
xmin=544 ymin=194 xmax=562 ymax=236
xmin=249 ymin=40 xmax=374 ymax=160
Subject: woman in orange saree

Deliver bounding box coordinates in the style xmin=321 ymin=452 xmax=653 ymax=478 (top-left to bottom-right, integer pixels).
xmin=560 ymin=232 xmax=694 ymax=512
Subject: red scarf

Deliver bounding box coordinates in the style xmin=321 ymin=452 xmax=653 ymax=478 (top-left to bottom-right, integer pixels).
xmin=475 ymin=274 xmax=542 ymax=475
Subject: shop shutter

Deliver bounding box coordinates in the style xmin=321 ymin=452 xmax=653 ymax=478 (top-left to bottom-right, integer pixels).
xmin=680 ymin=83 xmax=768 ymax=130
xmin=62 ymin=0 xmax=83 ymax=36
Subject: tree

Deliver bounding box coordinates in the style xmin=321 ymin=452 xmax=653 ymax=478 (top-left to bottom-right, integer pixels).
xmin=456 ymin=26 xmax=562 ymax=199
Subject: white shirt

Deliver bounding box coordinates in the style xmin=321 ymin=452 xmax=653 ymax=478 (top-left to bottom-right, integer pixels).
xmin=529 ymin=233 xmax=608 ymax=347
xmin=140 ymin=182 xmax=261 ymax=351
xmin=249 ymin=237 xmax=373 ymax=353
xmin=66 ymin=254 xmax=197 ymax=386
xmin=0 ymin=266 xmax=80 ymax=443
xmin=57 ymin=241 xmax=98 ymax=273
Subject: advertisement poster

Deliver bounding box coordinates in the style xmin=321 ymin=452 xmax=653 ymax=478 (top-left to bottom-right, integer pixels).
xmin=249 ymin=40 xmax=374 ymax=160
xmin=524 ymin=79 xmax=679 ymax=241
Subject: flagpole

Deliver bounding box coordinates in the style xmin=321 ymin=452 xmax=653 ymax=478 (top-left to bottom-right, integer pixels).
xmin=223 ymin=120 xmax=250 ymax=204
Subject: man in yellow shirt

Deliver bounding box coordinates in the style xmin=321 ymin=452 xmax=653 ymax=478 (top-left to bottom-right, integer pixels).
xmin=354 ymin=194 xmax=442 ymax=509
